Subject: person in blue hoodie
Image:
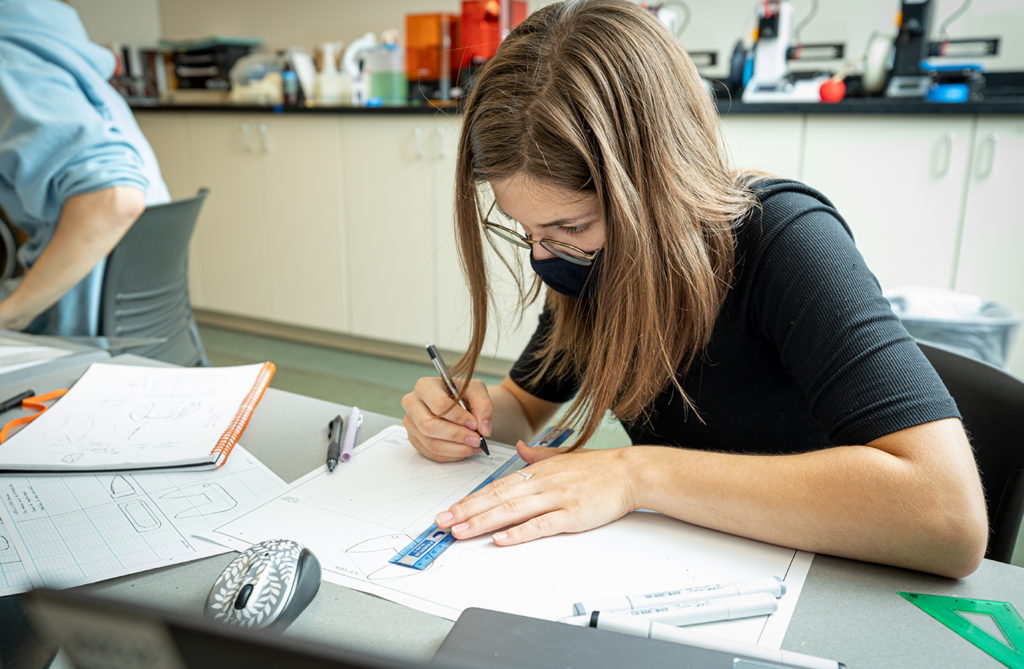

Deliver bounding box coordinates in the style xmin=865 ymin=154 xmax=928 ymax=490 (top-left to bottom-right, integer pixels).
xmin=0 ymin=0 xmax=170 ymax=335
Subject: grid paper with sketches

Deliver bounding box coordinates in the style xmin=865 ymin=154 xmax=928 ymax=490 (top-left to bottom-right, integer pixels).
xmin=0 ymin=447 xmax=285 ymax=592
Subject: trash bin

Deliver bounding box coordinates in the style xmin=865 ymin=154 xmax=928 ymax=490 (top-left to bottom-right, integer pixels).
xmin=885 ymin=286 xmax=1022 ymax=369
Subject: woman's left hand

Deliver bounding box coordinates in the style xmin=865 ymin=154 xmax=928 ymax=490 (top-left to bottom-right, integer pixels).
xmin=433 ymin=441 xmax=641 ymax=545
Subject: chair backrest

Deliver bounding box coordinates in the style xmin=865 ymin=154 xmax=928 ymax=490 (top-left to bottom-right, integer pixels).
xmin=918 ymin=340 xmax=1024 ymax=564
xmin=99 ymin=189 xmax=209 ymax=366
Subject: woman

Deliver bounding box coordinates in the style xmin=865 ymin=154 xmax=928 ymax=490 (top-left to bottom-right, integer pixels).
xmin=401 ymin=0 xmax=987 ymax=578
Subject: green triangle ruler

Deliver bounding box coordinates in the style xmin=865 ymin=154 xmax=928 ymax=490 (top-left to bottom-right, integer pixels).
xmin=899 ymin=592 xmax=1024 ymax=668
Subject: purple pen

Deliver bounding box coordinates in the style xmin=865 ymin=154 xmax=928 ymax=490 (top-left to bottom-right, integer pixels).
xmin=341 ymin=406 xmax=362 ymax=462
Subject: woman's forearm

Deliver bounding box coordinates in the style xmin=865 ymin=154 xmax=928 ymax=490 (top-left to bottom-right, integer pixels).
xmin=0 ymin=186 xmax=145 ymax=330
xmin=630 ymin=418 xmax=987 ymax=578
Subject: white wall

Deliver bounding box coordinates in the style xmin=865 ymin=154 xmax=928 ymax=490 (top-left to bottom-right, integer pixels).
xmin=149 ymin=0 xmax=1024 ymax=73
xmin=66 ymin=0 xmax=162 ymax=46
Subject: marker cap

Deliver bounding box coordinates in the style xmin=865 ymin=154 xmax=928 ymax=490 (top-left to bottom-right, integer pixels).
xmin=726 ymin=592 xmax=779 ymax=619
xmin=591 ymin=612 xmax=651 ymax=637
xmin=573 ymin=596 xmax=630 ymax=616
xmin=736 ymin=576 xmax=786 ymax=598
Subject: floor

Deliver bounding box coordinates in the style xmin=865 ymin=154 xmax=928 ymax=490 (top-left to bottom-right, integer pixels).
xmin=198 ymin=324 xmax=1024 ymax=567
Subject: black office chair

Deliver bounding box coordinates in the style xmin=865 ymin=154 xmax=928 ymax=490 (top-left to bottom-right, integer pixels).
xmin=99 ymin=189 xmax=210 ymax=367
xmin=918 ymin=340 xmax=1024 ymax=564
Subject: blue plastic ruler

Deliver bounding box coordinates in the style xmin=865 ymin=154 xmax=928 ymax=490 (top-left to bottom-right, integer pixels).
xmin=391 ymin=426 xmax=574 ymax=570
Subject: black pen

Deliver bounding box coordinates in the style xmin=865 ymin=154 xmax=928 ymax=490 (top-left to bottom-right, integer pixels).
xmin=327 ymin=415 xmax=344 ymax=472
xmin=0 ymin=389 xmax=34 ymax=415
xmin=425 ymin=344 xmax=489 ymax=456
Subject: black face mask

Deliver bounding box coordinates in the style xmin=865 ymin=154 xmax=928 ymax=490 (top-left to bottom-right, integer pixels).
xmin=530 ymin=253 xmax=602 ymax=299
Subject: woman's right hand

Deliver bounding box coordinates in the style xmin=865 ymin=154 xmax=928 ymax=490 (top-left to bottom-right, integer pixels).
xmin=401 ymin=377 xmax=493 ymax=462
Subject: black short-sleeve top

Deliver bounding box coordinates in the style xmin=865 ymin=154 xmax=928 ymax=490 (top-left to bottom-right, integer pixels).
xmin=509 ymin=179 xmax=959 ymax=453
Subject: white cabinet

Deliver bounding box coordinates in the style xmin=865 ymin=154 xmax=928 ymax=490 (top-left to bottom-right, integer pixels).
xmin=259 ymin=116 xmax=348 ymax=333
xmin=188 ymin=114 xmax=274 ymax=320
xmin=187 ymin=113 xmax=348 ymax=331
xmin=954 ymin=115 xmax=1024 ymax=377
xmin=720 ymin=115 xmax=805 ymax=180
xmin=802 ymin=116 xmax=974 ymax=291
xmin=343 ymin=116 xmax=436 ymax=346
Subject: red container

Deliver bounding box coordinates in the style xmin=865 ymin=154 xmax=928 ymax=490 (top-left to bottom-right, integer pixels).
xmin=459 ymin=1 xmax=527 ymax=70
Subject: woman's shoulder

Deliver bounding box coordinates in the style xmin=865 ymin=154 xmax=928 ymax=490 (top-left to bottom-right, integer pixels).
xmin=743 ymin=178 xmax=852 ymax=237
xmin=732 ymin=178 xmax=856 ymax=267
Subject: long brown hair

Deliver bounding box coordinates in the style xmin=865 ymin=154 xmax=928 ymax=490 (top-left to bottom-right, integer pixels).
xmin=451 ymin=0 xmax=759 ymax=447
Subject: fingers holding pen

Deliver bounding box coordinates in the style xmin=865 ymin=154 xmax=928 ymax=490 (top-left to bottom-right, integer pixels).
xmin=401 ymin=381 xmax=485 ymax=463
xmin=403 ymin=413 xmax=480 ymax=462
xmin=461 ymin=378 xmax=493 ymax=438
xmin=414 ymin=376 xmax=483 ymax=434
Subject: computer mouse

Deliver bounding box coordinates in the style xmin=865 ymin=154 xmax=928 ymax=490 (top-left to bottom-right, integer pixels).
xmin=205 ymin=538 xmax=322 ymax=632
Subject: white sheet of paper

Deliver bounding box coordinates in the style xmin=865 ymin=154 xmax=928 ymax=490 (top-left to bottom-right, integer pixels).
xmin=0 ymin=447 xmax=285 ymax=589
xmin=0 ymin=345 xmax=74 ymax=377
xmin=200 ymin=426 xmax=813 ymax=648
xmin=0 ymin=363 xmax=265 ymax=470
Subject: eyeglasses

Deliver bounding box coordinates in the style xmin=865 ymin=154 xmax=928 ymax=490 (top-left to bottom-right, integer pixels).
xmin=479 ymin=201 xmax=603 ymax=267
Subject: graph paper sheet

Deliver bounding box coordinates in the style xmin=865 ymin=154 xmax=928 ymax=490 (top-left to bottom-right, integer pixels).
xmin=0 ymin=447 xmax=284 ymax=590
xmin=200 ymin=426 xmax=813 ymax=649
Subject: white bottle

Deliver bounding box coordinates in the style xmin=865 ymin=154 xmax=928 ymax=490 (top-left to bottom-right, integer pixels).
xmin=343 ymin=32 xmax=377 ymax=107
xmin=316 ymin=41 xmax=349 ymax=105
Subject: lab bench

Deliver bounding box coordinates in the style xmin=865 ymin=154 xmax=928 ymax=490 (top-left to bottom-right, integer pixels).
xmin=132 ymin=104 xmax=1024 ymax=376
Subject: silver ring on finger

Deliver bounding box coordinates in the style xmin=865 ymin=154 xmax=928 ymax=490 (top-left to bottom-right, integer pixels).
xmin=518 ymin=470 xmax=532 ymax=480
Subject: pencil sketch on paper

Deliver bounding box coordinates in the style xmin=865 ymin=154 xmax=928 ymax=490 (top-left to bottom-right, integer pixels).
xmin=109 ymin=475 xmax=136 ymax=499
xmin=346 ymin=533 xmax=441 ymax=581
xmin=0 ymin=533 xmax=17 ymax=565
xmin=42 ymin=415 xmax=96 ymax=444
xmin=159 ymin=483 xmax=238 ymax=519
xmin=61 ymin=453 xmax=84 ymax=464
xmin=0 ymin=521 xmax=25 ymax=567
xmin=129 ymin=401 xmax=201 ymax=423
xmin=119 ymin=500 xmax=162 ymax=532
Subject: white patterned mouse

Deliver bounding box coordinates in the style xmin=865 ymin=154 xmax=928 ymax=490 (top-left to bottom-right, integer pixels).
xmin=204 ymin=538 xmax=322 ymax=632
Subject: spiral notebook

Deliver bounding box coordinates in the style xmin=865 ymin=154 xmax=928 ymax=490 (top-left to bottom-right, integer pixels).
xmin=0 ymin=362 xmax=275 ymax=473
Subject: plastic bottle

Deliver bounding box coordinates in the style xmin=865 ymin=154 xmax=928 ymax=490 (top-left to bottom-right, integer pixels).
xmin=282 ymin=67 xmax=301 ymax=106
xmin=368 ymin=30 xmax=407 ymax=106
xmin=316 ymin=42 xmax=349 ymax=105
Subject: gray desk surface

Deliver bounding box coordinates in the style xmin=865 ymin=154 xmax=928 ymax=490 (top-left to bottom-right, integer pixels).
xmin=3 ymin=355 xmax=1022 ymax=668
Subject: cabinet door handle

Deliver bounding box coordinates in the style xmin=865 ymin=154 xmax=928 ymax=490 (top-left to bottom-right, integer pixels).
xmin=414 ymin=127 xmax=424 ymax=160
xmin=978 ymin=131 xmax=999 ymax=178
xmin=242 ymin=123 xmax=252 ymax=151
xmin=937 ymin=131 xmax=955 ymax=176
xmin=436 ymin=126 xmax=446 ymax=159
xmin=259 ymin=123 xmax=270 ymax=153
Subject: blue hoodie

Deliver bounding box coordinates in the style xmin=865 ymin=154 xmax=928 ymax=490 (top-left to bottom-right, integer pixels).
xmin=0 ymin=0 xmax=169 ymax=335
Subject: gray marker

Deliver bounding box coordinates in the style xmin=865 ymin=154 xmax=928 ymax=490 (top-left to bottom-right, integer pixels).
xmin=573 ymin=576 xmax=785 ymax=616
xmin=561 ymin=610 xmax=842 ymax=669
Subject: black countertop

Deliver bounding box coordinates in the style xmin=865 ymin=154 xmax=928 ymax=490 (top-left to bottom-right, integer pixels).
xmin=132 ymin=97 xmax=1024 ymax=116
